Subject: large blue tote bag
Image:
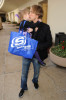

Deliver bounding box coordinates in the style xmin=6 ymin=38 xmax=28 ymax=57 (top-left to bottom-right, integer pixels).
xmin=8 ymin=21 xmax=38 ymax=59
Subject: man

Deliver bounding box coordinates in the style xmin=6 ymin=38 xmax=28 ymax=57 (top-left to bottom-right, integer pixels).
xmin=19 ymin=5 xmax=52 ymax=97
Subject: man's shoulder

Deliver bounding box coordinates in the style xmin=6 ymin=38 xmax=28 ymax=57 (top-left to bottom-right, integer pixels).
xmin=40 ymin=22 xmax=50 ymax=28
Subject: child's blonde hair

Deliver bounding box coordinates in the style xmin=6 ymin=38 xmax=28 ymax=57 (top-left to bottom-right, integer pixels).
xmin=19 ymin=7 xmax=30 ymax=21
xmin=22 ymin=7 xmax=30 ymax=15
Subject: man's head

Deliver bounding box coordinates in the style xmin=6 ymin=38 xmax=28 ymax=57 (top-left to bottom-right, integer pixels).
xmin=29 ymin=5 xmax=43 ymax=23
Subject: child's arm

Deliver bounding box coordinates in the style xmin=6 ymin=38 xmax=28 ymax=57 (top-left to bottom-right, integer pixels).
xmin=24 ymin=21 xmax=35 ymax=29
xmin=19 ymin=20 xmax=30 ymax=31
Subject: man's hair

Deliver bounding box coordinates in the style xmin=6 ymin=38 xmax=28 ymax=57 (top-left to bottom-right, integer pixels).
xmin=31 ymin=5 xmax=43 ymax=19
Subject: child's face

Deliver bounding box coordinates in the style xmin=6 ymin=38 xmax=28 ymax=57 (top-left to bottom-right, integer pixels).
xmin=23 ymin=12 xmax=30 ymax=21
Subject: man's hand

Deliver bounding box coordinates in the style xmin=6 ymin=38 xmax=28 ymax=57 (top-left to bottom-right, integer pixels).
xmin=35 ymin=27 xmax=38 ymax=32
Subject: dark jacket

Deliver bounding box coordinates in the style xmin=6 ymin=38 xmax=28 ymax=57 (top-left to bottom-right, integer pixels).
xmin=19 ymin=20 xmax=34 ymax=31
xmin=20 ymin=20 xmax=52 ymax=60
xmin=32 ymin=22 xmax=52 ymax=60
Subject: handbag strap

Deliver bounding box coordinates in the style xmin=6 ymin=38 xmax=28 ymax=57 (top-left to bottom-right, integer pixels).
xmin=19 ymin=20 xmax=26 ymax=33
xmin=19 ymin=20 xmax=31 ymax=38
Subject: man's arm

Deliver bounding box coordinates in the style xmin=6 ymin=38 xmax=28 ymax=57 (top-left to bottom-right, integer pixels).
xmin=37 ymin=25 xmax=52 ymax=50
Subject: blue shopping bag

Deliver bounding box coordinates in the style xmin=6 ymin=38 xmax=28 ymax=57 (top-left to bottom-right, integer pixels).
xmin=8 ymin=31 xmax=38 ymax=59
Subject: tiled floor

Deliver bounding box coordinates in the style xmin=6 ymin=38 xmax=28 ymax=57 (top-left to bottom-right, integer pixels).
xmin=0 ymin=23 xmax=66 ymax=100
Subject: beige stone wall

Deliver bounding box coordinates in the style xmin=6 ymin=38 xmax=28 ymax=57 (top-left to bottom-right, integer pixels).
xmin=0 ymin=17 xmax=2 ymax=29
xmin=47 ymin=0 xmax=66 ymax=42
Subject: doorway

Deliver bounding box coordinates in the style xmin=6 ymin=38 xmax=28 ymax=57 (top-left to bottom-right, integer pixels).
xmin=0 ymin=14 xmax=6 ymax=22
xmin=39 ymin=0 xmax=48 ymax=23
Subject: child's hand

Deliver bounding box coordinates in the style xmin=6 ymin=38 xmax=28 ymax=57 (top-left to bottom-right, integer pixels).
xmin=27 ymin=28 xmax=33 ymax=33
xmin=35 ymin=27 xmax=38 ymax=32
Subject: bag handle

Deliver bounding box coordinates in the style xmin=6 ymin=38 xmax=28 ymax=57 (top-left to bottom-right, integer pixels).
xmin=19 ymin=21 xmax=30 ymax=38
xmin=19 ymin=20 xmax=26 ymax=33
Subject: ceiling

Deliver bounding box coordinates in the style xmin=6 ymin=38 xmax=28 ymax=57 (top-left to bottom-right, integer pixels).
xmin=0 ymin=0 xmax=30 ymax=13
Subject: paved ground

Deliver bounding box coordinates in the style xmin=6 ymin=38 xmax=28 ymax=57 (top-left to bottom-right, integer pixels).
xmin=0 ymin=23 xmax=66 ymax=100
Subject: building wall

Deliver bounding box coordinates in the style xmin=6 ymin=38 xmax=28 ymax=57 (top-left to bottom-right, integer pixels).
xmin=8 ymin=0 xmax=66 ymax=42
xmin=47 ymin=0 xmax=66 ymax=42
